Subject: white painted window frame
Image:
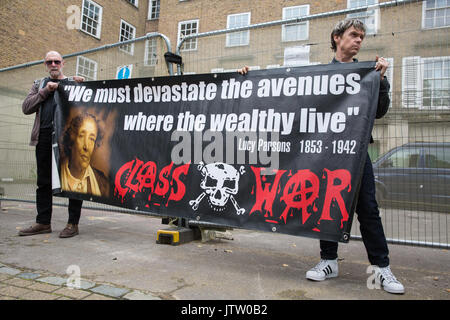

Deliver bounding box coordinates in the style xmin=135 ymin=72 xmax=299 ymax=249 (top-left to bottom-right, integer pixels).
xmin=226 ymin=12 xmax=251 ymax=47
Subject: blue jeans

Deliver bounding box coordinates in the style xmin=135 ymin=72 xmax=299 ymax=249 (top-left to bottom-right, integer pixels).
xmin=320 ymin=154 xmax=390 ymax=267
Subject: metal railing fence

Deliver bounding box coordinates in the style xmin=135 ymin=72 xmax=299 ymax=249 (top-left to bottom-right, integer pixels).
xmin=174 ymin=0 xmax=449 ymax=248
xmin=0 ymin=0 xmax=449 ymax=248
xmin=0 ymin=33 xmax=174 ymax=216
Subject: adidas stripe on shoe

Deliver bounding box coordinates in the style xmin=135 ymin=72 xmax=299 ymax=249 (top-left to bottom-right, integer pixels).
xmin=306 ymin=259 xmax=339 ymax=281
xmin=375 ymin=265 xmax=405 ymax=294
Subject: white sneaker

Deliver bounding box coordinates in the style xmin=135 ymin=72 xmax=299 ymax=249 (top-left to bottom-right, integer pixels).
xmin=375 ymin=266 xmax=405 ymax=294
xmin=306 ymin=259 xmax=338 ymax=281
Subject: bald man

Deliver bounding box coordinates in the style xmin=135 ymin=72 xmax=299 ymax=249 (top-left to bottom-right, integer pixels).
xmin=19 ymin=51 xmax=85 ymax=238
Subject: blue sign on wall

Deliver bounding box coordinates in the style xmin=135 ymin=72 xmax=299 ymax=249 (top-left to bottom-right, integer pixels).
xmin=116 ymin=65 xmax=132 ymax=79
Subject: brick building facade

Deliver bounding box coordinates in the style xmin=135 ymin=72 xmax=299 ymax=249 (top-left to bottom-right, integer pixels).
xmin=0 ymin=0 xmax=147 ymax=68
xmin=0 ymin=0 xmax=449 ymax=159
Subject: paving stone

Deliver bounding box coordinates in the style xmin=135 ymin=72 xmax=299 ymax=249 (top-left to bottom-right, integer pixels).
xmin=21 ymin=290 xmax=59 ymax=300
xmin=3 ymin=278 xmax=33 ymax=288
xmin=36 ymin=276 xmax=67 ymax=286
xmin=0 ymin=267 xmax=21 ymax=276
xmin=0 ymin=285 xmax=31 ymax=298
xmin=90 ymin=284 xmax=130 ymax=298
xmin=82 ymin=293 xmax=116 ymax=300
xmin=18 ymin=272 xmax=41 ymax=280
xmin=0 ymin=273 xmax=11 ymax=281
xmin=54 ymin=287 xmax=91 ymax=299
xmin=123 ymin=290 xmax=162 ymax=300
xmin=66 ymin=279 xmax=96 ymax=290
xmin=27 ymin=282 xmax=59 ymax=293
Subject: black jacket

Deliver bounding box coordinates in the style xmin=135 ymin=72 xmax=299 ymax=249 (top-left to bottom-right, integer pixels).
xmin=331 ymin=58 xmax=390 ymax=143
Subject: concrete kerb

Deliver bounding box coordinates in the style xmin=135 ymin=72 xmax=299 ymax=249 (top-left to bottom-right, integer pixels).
xmin=0 ymin=263 xmax=161 ymax=300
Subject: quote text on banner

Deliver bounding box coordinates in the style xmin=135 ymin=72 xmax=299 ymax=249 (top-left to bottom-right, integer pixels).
xmin=53 ymin=62 xmax=380 ymax=243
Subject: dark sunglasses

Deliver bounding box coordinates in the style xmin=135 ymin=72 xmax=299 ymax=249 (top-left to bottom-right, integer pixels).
xmin=45 ymin=60 xmax=62 ymax=65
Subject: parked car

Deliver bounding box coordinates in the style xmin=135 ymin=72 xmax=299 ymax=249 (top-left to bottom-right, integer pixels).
xmin=372 ymin=142 xmax=450 ymax=212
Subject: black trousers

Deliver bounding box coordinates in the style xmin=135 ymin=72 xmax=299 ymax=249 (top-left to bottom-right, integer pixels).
xmin=320 ymin=154 xmax=390 ymax=267
xmin=35 ymin=128 xmax=82 ymax=225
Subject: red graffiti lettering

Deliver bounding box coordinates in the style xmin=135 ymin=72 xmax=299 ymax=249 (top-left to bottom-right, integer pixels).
xmin=250 ymin=167 xmax=286 ymax=219
xmin=155 ymin=162 xmax=173 ymax=197
xmin=114 ymin=159 xmax=135 ymax=199
xmin=137 ymin=161 xmax=157 ymax=202
xmin=319 ymin=169 xmax=352 ymax=228
xmin=124 ymin=158 xmax=144 ymax=193
xmin=280 ymin=169 xmax=319 ymax=224
xmin=251 ymin=167 xmax=352 ymax=230
xmin=114 ymin=158 xmax=190 ymax=207
xmin=167 ymin=162 xmax=190 ymax=206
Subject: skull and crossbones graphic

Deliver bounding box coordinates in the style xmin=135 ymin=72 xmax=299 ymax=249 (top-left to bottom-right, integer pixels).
xmin=189 ymin=162 xmax=245 ymax=215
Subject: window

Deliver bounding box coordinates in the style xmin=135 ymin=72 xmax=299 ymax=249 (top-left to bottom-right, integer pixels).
xmin=425 ymin=147 xmax=450 ymax=169
xmin=76 ymin=56 xmax=98 ymax=81
xmin=282 ymin=5 xmax=309 ymax=42
xmin=148 ymin=0 xmax=160 ymax=20
xmin=368 ymin=141 xmax=380 ymax=161
xmin=80 ymin=0 xmax=102 ymax=38
xmin=402 ymin=56 xmax=450 ymax=109
xmin=347 ymin=0 xmax=379 ymax=34
xmin=144 ymin=38 xmax=158 ymax=66
xmin=423 ymin=0 xmax=450 ymax=29
xmin=178 ymin=19 xmax=199 ymax=51
xmin=119 ymin=20 xmax=136 ymax=55
xmin=423 ymin=57 xmax=450 ymax=108
xmin=284 ymin=45 xmax=310 ymax=66
xmin=226 ymin=12 xmax=250 ymax=47
xmin=381 ymin=147 xmax=421 ymax=168
xmin=126 ymin=0 xmax=138 ymax=7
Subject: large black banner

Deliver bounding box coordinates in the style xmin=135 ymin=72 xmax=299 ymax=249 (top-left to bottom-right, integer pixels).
xmin=53 ymin=62 xmax=380 ymax=243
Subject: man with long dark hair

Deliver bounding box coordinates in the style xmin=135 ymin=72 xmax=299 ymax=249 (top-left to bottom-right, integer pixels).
xmin=303 ymin=19 xmax=404 ymax=294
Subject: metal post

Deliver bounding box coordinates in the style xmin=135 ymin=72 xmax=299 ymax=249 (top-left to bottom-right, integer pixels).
xmin=0 ymin=32 xmax=174 ymax=75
